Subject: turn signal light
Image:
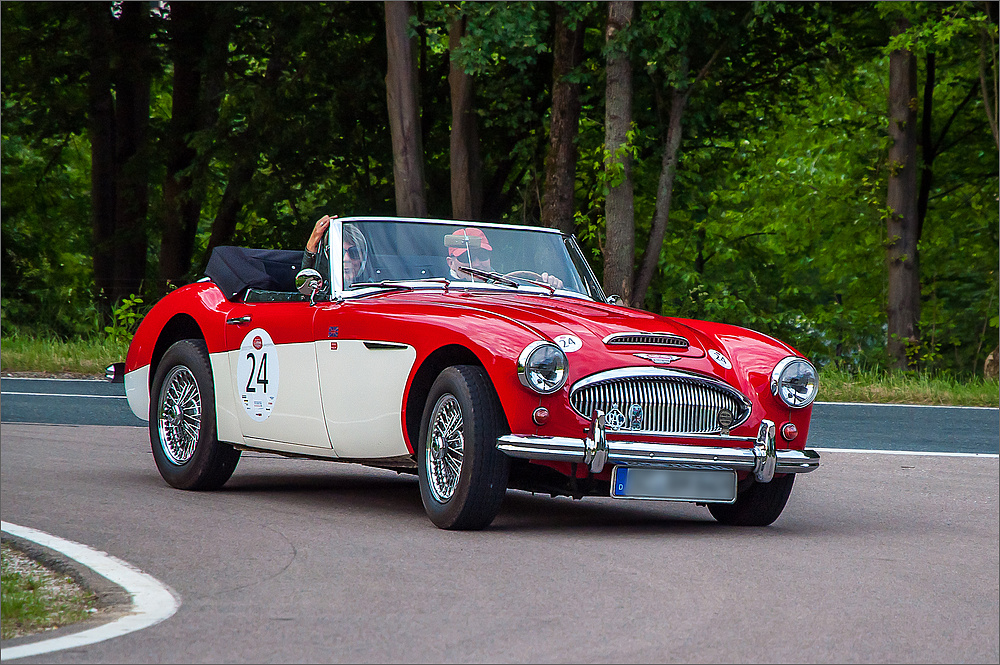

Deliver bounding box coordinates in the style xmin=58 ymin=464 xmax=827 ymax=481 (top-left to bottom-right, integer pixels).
xmin=532 ymin=407 xmax=550 ymax=426
xmin=780 ymin=422 xmax=798 ymax=442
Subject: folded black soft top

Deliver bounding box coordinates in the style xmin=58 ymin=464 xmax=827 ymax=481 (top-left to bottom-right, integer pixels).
xmin=204 ymin=246 xmax=304 ymax=300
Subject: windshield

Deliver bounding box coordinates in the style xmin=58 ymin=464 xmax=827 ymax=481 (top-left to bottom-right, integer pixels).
xmin=333 ymin=218 xmax=604 ymax=301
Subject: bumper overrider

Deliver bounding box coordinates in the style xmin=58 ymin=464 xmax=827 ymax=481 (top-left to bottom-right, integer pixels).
xmin=496 ymin=411 xmax=819 ymax=482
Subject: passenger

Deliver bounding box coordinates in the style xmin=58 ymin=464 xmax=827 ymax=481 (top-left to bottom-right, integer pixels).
xmin=302 ymin=215 xmax=368 ymax=288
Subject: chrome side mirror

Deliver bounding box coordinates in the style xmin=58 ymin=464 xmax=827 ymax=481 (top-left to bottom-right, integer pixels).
xmin=607 ymin=294 xmax=622 ymax=305
xmin=296 ymin=268 xmax=324 ymax=304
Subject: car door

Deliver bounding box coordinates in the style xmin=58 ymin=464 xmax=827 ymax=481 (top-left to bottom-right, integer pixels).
xmin=223 ymin=300 xmax=331 ymax=448
xmin=311 ymin=300 xmax=417 ymax=460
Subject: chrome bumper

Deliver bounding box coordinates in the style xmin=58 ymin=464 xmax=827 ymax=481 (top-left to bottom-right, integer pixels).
xmin=496 ymin=413 xmax=819 ymax=483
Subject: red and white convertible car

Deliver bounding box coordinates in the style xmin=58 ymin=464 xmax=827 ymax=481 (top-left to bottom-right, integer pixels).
xmin=114 ymin=217 xmax=820 ymax=529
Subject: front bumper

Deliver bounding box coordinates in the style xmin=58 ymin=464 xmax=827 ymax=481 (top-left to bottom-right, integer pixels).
xmin=496 ymin=413 xmax=819 ymax=483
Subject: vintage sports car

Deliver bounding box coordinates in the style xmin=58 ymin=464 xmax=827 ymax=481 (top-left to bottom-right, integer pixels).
xmin=112 ymin=216 xmax=820 ymax=530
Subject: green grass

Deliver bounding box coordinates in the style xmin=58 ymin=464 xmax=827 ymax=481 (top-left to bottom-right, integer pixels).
xmin=1 ymin=332 xmax=129 ymax=377
xmin=818 ymin=366 xmax=999 ymax=407
xmin=1 ymin=544 xmax=98 ymax=640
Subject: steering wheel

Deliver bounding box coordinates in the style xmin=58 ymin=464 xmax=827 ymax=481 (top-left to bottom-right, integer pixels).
xmin=503 ymin=270 xmax=545 ymax=282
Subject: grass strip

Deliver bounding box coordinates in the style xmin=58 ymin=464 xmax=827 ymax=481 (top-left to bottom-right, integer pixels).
xmin=1 ymin=333 xmax=129 ymax=377
xmin=818 ymin=366 xmax=999 ymax=407
xmin=1 ymin=543 xmax=99 ymax=640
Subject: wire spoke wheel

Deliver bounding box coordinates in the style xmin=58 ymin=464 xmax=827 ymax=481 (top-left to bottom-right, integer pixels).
xmin=157 ymin=365 xmax=203 ymax=465
xmin=425 ymin=394 xmax=465 ymax=503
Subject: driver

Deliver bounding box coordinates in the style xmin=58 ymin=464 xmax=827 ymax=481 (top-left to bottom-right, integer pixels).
xmin=445 ymin=227 xmax=563 ymax=288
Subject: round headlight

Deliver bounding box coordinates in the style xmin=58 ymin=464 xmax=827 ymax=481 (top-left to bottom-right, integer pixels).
xmin=518 ymin=341 xmax=568 ymax=394
xmin=770 ymin=357 xmax=818 ymax=408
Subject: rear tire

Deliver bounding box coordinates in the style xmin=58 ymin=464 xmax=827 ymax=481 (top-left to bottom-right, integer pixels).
xmin=149 ymin=339 xmax=241 ymax=490
xmin=708 ymin=474 xmax=794 ymax=526
xmin=417 ymin=365 xmax=510 ymax=530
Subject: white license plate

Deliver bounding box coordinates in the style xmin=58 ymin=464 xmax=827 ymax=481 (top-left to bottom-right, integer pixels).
xmin=611 ymin=466 xmax=737 ymax=503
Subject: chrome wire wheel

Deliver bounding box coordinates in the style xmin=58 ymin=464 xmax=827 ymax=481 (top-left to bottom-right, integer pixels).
xmin=157 ymin=365 xmax=202 ymax=465
xmin=425 ymin=393 xmax=465 ymax=503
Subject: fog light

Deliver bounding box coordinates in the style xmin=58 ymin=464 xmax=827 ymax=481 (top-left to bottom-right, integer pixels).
xmin=780 ymin=422 xmax=798 ymax=442
xmin=532 ymin=407 xmax=549 ymax=426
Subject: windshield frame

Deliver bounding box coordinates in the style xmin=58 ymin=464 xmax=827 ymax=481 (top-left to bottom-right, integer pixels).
xmin=326 ymin=217 xmax=603 ymax=302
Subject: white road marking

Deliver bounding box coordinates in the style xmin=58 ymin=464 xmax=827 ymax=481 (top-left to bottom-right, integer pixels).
xmin=813 ymin=447 xmax=999 ymax=459
xmin=0 ymin=521 xmax=180 ymax=661
xmin=815 ymin=401 xmax=998 ymax=411
xmin=0 ymin=392 xmax=126 ymax=399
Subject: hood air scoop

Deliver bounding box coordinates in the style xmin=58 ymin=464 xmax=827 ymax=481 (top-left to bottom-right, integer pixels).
xmin=603 ymin=332 xmax=689 ymax=349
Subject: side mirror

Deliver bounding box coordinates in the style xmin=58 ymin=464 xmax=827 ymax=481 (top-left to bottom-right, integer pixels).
xmin=296 ymin=268 xmax=324 ymax=303
xmin=607 ymin=294 xmax=622 ymax=305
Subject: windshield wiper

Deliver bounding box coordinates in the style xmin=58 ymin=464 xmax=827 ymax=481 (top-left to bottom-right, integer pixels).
xmin=349 ymin=280 xmax=415 ymax=291
xmin=454 ymin=266 xmax=519 ymax=288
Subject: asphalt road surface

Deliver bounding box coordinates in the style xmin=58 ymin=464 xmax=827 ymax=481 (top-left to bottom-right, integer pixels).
xmin=1 ymin=378 xmax=998 ymax=663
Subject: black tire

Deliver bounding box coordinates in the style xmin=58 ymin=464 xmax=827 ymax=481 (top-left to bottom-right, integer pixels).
xmin=708 ymin=474 xmax=795 ymax=526
xmin=149 ymin=339 xmax=241 ymax=490
xmin=417 ymin=365 xmax=510 ymax=530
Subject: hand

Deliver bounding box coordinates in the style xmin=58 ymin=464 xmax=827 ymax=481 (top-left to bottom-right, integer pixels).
xmin=306 ymin=214 xmax=338 ymax=253
xmin=541 ymin=272 xmax=563 ymax=289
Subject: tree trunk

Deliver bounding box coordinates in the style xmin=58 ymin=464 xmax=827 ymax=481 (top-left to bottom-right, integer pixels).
xmin=448 ymin=13 xmax=482 ymax=220
xmin=916 ymin=51 xmax=935 ymax=241
xmin=385 ymin=0 xmax=427 ymax=217
xmin=86 ymin=2 xmax=117 ymax=320
xmin=886 ymin=17 xmax=921 ymax=369
xmin=111 ymin=1 xmax=152 ymax=304
xmin=602 ymin=1 xmax=635 ymax=306
xmin=159 ymin=2 xmax=208 ymax=294
xmin=633 ymin=60 xmax=690 ymax=307
xmin=541 ymin=4 xmax=585 ymax=235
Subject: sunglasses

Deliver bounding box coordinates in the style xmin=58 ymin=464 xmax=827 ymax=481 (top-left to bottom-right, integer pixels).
xmin=344 ymin=246 xmax=361 ymax=261
xmin=456 ymin=248 xmax=491 ymax=264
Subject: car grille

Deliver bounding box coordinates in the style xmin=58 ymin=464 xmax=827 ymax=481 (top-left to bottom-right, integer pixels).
xmin=604 ymin=332 xmax=689 ymax=348
xmin=569 ymin=370 xmax=751 ymax=435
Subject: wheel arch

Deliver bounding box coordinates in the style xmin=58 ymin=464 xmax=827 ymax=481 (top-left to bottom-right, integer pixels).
xmin=404 ymin=344 xmax=511 ymax=455
xmin=149 ymin=314 xmax=206 ymax=391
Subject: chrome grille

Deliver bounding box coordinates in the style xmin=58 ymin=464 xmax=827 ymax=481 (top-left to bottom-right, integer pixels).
xmin=569 ymin=369 xmax=751 ymax=435
xmin=604 ymin=333 xmax=689 ymax=349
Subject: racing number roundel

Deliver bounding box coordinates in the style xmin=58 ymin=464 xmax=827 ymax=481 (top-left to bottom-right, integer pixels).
xmin=237 ymin=328 xmax=280 ymax=421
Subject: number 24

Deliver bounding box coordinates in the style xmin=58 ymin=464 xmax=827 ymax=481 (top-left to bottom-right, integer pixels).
xmin=245 ymin=352 xmax=269 ymax=393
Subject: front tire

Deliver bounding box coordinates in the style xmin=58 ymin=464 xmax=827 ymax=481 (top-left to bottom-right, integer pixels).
xmin=149 ymin=339 xmax=240 ymax=490
xmin=708 ymin=474 xmax=794 ymax=526
xmin=417 ymin=366 xmax=510 ymax=530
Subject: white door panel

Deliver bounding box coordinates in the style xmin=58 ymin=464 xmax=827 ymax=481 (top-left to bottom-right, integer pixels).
xmin=229 ymin=342 xmax=331 ymax=448
xmin=316 ymin=340 xmax=416 ymax=458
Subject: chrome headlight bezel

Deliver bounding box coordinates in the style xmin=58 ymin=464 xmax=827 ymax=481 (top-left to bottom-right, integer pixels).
xmin=517 ymin=341 xmax=569 ymax=395
xmin=770 ymin=356 xmax=818 ymax=408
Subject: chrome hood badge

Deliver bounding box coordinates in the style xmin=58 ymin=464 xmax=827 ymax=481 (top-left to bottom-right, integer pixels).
xmin=633 ymin=353 xmax=681 ymax=364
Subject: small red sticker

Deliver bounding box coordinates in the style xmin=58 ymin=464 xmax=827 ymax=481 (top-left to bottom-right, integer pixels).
xmin=253 ymin=336 xmax=263 ymax=350
xmin=330 ymin=341 xmax=338 ymax=350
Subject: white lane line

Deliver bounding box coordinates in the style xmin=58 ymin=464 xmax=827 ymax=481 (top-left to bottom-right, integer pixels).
xmin=0 ymin=521 xmax=180 ymax=661
xmin=813 ymin=447 xmax=999 ymax=459
xmin=0 ymin=392 xmax=126 ymax=399
xmin=815 ymin=401 xmax=998 ymax=411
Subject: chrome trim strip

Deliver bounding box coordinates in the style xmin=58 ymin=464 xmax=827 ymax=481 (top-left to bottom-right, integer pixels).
xmin=496 ymin=421 xmax=820 ymax=477
xmin=603 ymin=332 xmax=689 ymax=348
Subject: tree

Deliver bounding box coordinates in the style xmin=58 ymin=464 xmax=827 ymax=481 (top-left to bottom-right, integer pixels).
xmin=448 ymin=10 xmax=482 ymax=220
xmin=385 ymin=0 xmax=428 ymax=217
xmin=540 ymin=3 xmax=585 ymax=235
xmin=602 ymin=0 xmax=636 ymax=305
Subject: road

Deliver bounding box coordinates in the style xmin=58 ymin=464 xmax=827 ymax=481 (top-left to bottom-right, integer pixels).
xmin=1 ymin=378 xmax=998 ymax=663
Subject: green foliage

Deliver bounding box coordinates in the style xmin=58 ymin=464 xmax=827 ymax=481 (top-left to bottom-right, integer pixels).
xmin=103 ymin=294 xmax=147 ymax=345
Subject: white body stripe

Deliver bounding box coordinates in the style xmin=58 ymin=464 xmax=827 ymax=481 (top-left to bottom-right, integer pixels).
xmin=317 ymin=340 xmax=417 ymax=459
xmin=124 ymin=365 xmax=150 ymax=421
xmin=210 ymin=351 xmax=243 ymax=445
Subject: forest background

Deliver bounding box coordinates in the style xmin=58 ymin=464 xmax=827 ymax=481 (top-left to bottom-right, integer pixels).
xmin=2 ymin=0 xmax=998 ymax=379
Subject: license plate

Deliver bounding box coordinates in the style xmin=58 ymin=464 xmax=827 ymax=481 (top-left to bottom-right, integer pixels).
xmin=611 ymin=466 xmax=737 ymax=503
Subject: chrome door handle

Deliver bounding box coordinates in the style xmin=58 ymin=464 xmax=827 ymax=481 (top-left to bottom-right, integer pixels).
xmin=226 ymin=315 xmax=251 ymax=325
